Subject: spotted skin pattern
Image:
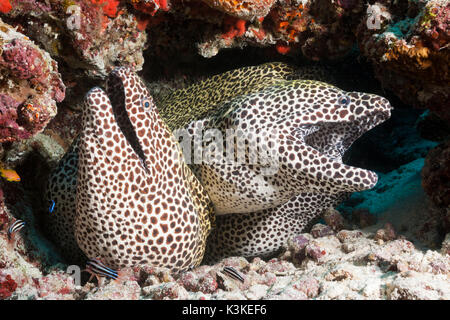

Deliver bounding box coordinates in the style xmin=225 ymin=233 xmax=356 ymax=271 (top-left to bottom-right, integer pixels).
xmin=206 ymin=193 xmax=345 ymax=261
xmin=44 ymin=137 xmax=85 ymax=263
xmin=58 ymin=68 xmax=213 ymax=271
xmin=186 ymin=81 xmax=391 ymax=214
xmin=182 ymin=80 xmax=392 ymax=261
xmin=44 ymin=62 xmax=323 ymax=264
xmin=45 ymin=62 xmax=390 ymax=265
xmin=157 ymin=62 xmax=331 ymax=129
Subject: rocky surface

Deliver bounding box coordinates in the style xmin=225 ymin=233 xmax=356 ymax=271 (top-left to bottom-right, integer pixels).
xmin=356 ymin=0 xmax=450 ymax=121
xmin=0 ymin=1 xmax=447 ymax=118
xmin=422 ymin=141 xmax=450 ymax=234
xmin=1 ymin=203 xmax=449 ymax=300
xmin=0 ymin=18 xmax=65 ymax=145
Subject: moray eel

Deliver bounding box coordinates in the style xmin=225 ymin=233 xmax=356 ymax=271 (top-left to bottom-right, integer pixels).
xmin=44 ymin=62 xmax=322 ymax=263
xmin=44 ymin=138 xmax=84 ymax=263
xmin=45 ymin=62 xmax=387 ymax=265
xmin=182 ymin=80 xmax=392 ymax=261
xmin=157 ymin=61 xmax=332 ymax=129
xmin=45 ymin=68 xmax=214 ymax=271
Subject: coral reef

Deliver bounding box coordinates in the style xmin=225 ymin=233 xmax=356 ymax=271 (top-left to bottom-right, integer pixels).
xmin=0 ymin=19 xmax=65 ymax=144
xmin=144 ymin=0 xmax=449 ymax=120
xmin=12 ymin=1 xmax=148 ymax=78
xmin=2 ymin=0 xmax=445 ymax=120
xmin=356 ymin=0 xmax=449 ymax=120
xmin=422 ymin=141 xmax=450 ymax=233
xmin=0 ymin=0 xmax=447 ymax=121
xmin=200 ymin=0 xmax=276 ymax=20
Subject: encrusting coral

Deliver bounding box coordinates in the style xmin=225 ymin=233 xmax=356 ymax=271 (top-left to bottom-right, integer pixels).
xmin=0 ymin=18 xmax=65 ymax=144
xmin=1 ymin=0 xmax=447 ymax=119
xmin=200 ymin=0 xmax=276 ymax=20
xmin=356 ymin=0 xmax=449 ymax=121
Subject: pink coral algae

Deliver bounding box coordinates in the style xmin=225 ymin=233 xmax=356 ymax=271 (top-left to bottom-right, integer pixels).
xmin=0 ymin=95 xmax=32 ymax=143
xmin=0 ymin=39 xmax=45 ymax=80
xmin=0 ymin=274 xmax=18 ymax=299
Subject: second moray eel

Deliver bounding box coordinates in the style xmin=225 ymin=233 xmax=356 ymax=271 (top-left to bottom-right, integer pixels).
xmin=44 ymin=62 xmax=309 ymax=265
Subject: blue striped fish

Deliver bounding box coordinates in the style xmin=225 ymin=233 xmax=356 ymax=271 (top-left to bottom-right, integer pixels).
xmin=49 ymin=200 xmax=55 ymax=214
xmin=222 ymin=266 xmax=245 ymax=283
xmin=85 ymin=258 xmax=120 ymax=281
xmin=7 ymin=219 xmax=25 ymax=241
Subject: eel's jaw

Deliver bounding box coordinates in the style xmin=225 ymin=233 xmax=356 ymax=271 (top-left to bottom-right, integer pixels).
xmin=288 ymin=109 xmax=391 ymax=193
xmin=292 ymin=141 xmax=379 ymax=193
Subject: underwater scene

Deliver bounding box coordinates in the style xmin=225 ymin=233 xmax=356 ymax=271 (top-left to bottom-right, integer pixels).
xmin=0 ymin=0 xmax=448 ymax=301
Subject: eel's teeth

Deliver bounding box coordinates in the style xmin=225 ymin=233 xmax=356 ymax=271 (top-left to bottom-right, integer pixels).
xmin=293 ymin=124 xmax=320 ymax=141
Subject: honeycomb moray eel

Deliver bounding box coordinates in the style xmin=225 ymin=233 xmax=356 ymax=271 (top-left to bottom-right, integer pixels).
xmin=44 ymin=62 xmax=388 ymax=266
xmin=157 ymin=61 xmax=333 ymax=130
xmin=44 ymin=62 xmax=327 ymax=264
xmin=182 ymin=80 xmax=392 ymax=261
xmin=45 ymin=67 xmax=214 ymax=271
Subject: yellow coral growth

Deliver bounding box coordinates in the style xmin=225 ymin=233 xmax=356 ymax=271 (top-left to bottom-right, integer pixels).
xmin=275 ymin=4 xmax=307 ymax=42
xmin=384 ymin=41 xmax=432 ymax=69
xmin=201 ymin=0 xmax=276 ymax=19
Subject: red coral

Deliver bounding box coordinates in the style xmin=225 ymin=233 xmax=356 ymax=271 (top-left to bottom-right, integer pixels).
xmin=0 ymin=275 xmax=18 ymax=299
xmin=221 ymin=16 xmax=247 ymax=40
xmin=275 ymin=42 xmax=291 ymax=55
xmin=133 ymin=0 xmax=170 ymax=16
xmin=159 ymin=0 xmax=169 ymax=11
xmin=0 ymin=0 xmax=12 ymax=13
xmin=91 ymin=0 xmax=120 ymax=18
xmin=251 ymin=27 xmax=266 ymax=40
xmin=57 ymin=287 xmax=72 ymax=295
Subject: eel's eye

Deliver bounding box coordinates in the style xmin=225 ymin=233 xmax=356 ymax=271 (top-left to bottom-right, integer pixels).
xmin=142 ymin=99 xmax=151 ymax=108
xmin=338 ymin=95 xmax=350 ymax=106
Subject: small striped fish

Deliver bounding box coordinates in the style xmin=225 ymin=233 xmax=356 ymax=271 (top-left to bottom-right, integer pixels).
xmin=222 ymin=266 xmax=245 ymax=283
xmin=49 ymin=200 xmax=55 ymax=214
xmin=85 ymin=258 xmax=120 ymax=281
xmin=7 ymin=220 xmax=25 ymax=241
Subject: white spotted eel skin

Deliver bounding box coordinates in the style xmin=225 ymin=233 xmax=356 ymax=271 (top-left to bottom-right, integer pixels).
xmin=182 ymin=80 xmax=392 ymax=261
xmin=44 ymin=62 xmax=318 ymax=265
xmin=45 ymin=62 xmax=392 ymax=265
xmin=46 ymin=67 xmax=214 ymax=272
